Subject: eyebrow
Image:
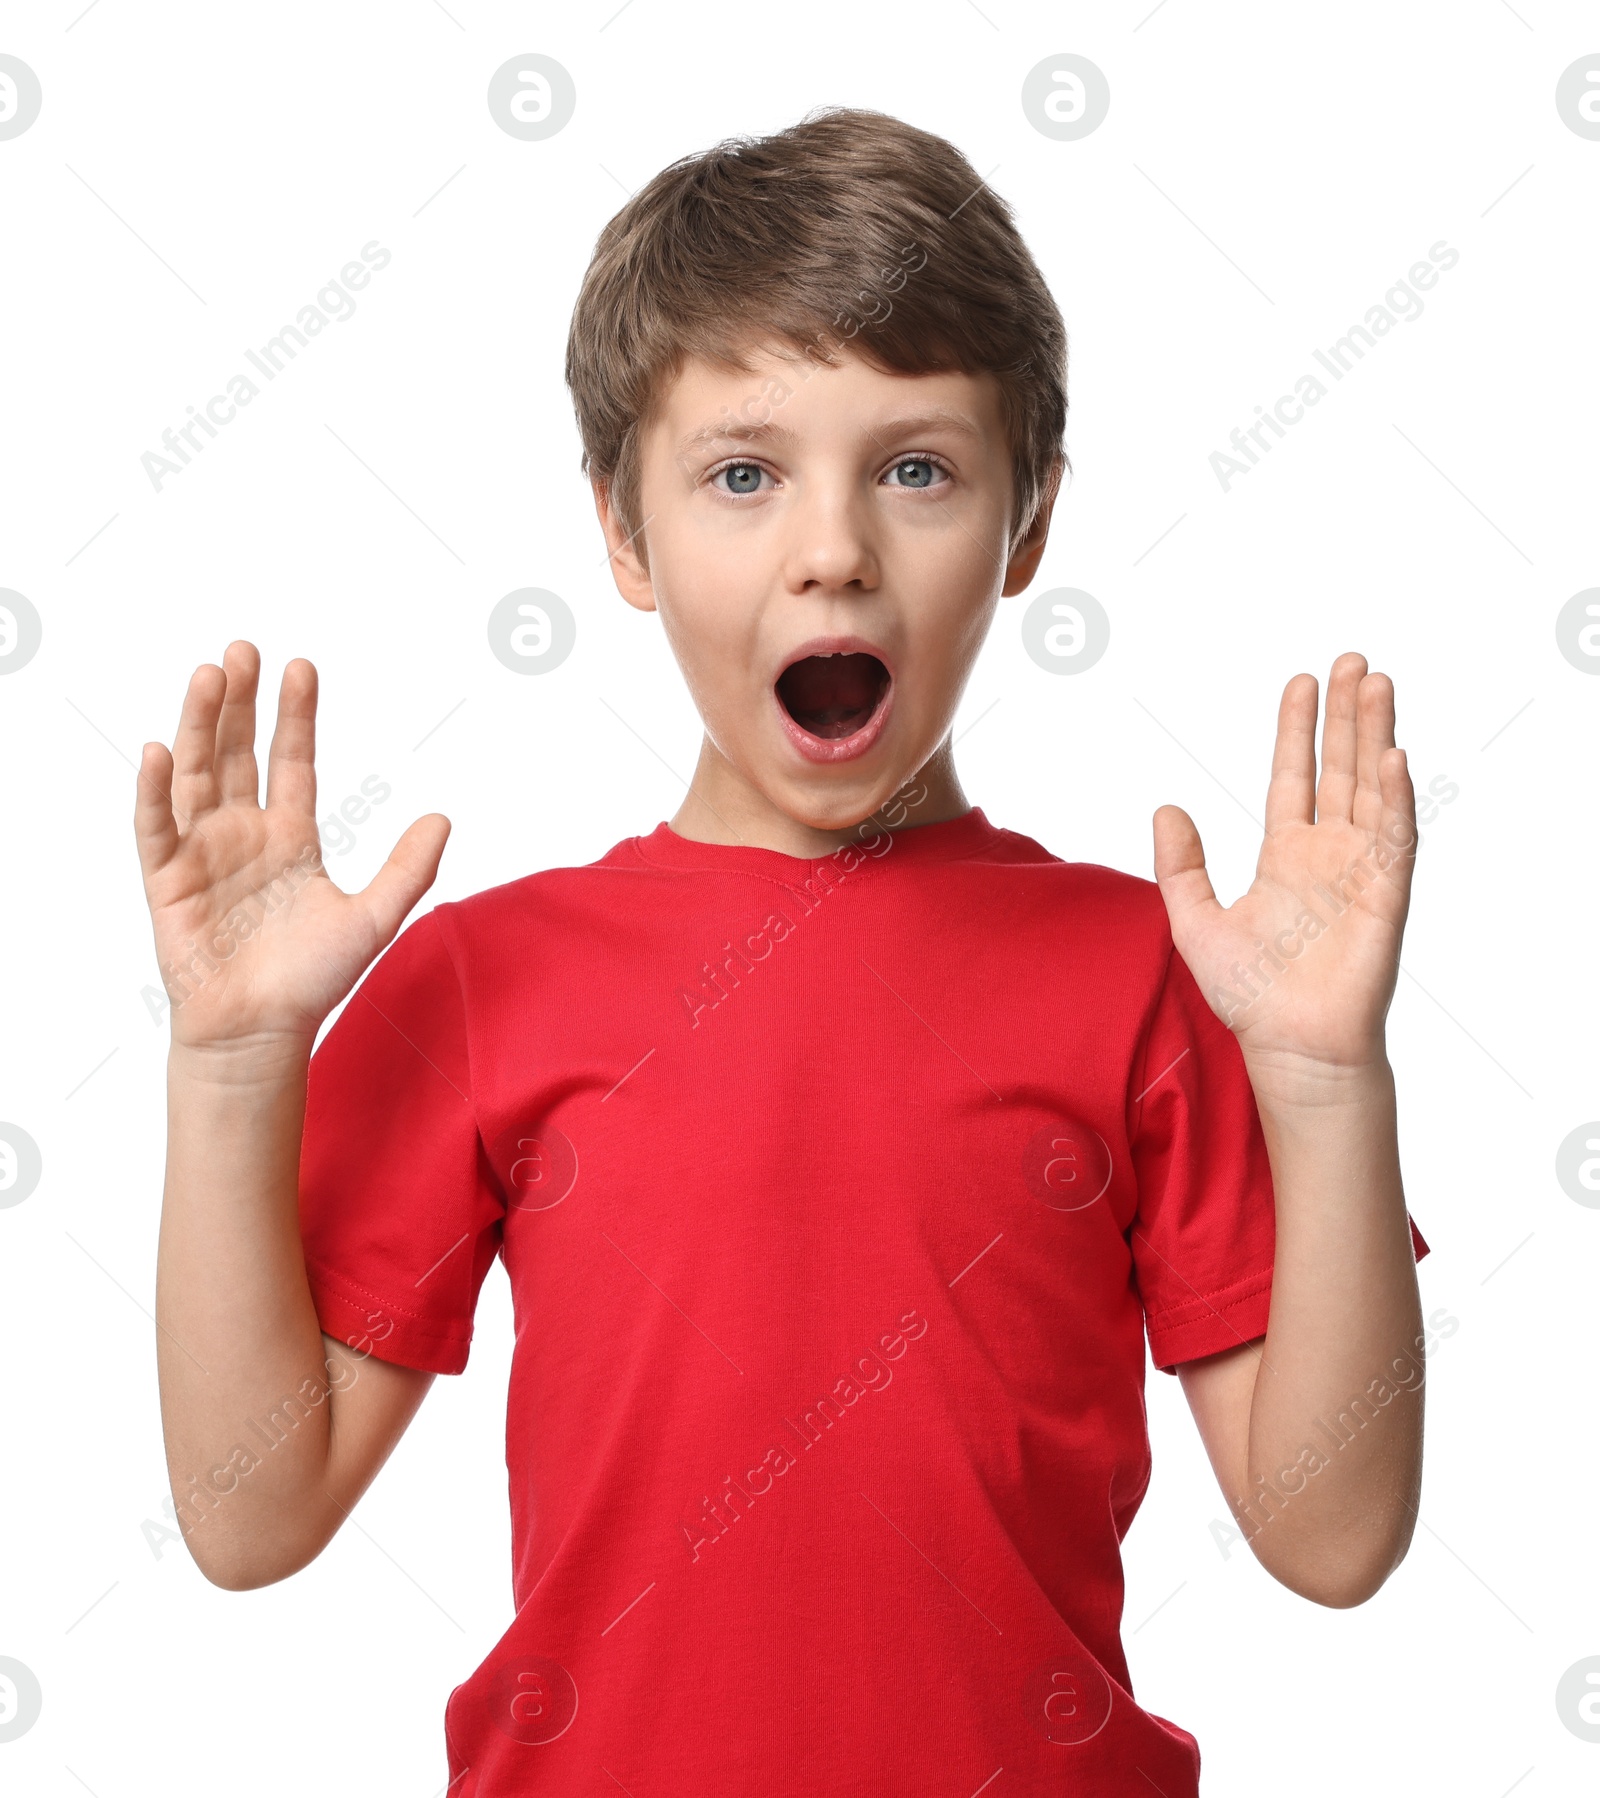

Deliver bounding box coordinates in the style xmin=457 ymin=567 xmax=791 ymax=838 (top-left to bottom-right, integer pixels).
xmin=675 ymin=408 xmax=985 ymax=456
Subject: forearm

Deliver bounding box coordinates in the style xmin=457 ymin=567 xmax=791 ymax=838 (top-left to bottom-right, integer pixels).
xmin=155 ymin=1036 xmax=344 ymax=1587
xmin=1232 ymin=1054 xmax=1425 ymax=1605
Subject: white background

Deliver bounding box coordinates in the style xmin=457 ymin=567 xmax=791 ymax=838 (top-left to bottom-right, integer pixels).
xmin=1 ymin=1 xmax=1596 ymax=1792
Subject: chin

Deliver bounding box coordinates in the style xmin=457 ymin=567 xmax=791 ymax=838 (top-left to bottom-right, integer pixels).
xmin=765 ymin=765 xmax=917 ymax=836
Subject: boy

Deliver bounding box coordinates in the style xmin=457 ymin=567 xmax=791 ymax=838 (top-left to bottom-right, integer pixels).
xmin=138 ymin=107 xmax=1430 ymax=1795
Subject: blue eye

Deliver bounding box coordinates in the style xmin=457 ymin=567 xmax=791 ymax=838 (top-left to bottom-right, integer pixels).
xmin=714 ymin=462 xmax=766 ymax=495
xmin=708 ymin=455 xmax=949 ymax=497
xmin=885 ymin=457 xmax=945 ymax=489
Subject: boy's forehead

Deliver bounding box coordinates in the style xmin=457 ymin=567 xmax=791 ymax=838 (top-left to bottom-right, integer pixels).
xmin=651 ymin=346 xmax=1004 ymax=456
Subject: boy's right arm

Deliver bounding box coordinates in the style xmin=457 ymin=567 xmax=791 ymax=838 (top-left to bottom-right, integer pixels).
xmin=138 ymin=641 xmax=452 ymax=1591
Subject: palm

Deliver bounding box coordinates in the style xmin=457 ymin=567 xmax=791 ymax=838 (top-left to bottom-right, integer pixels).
xmin=134 ymin=643 xmax=450 ymax=1051
xmin=1153 ymin=654 xmax=1416 ymax=1070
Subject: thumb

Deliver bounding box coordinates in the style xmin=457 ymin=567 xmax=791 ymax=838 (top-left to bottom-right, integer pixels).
xmin=1152 ymin=804 xmax=1221 ymax=936
xmin=358 ymin=813 xmax=452 ymax=949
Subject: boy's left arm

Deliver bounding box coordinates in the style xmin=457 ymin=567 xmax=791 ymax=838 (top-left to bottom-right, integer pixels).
xmin=1153 ymin=651 xmax=1425 ymax=1609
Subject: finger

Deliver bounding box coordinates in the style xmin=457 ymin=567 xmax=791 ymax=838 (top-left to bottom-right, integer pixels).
xmin=1314 ymin=651 xmax=1367 ymax=825
xmin=264 ymin=658 xmax=319 ymax=817
xmin=1152 ymin=804 xmax=1224 ymax=933
xmin=1352 ymin=671 xmax=1395 ymax=837
xmin=355 ymin=814 xmax=451 ymax=949
xmin=133 ymin=740 xmax=180 ymax=877
xmin=1263 ymin=673 xmax=1318 ymax=831
xmin=1375 ymin=746 xmax=1417 ymax=911
xmin=169 ymin=662 xmax=227 ymax=820
xmin=213 ymin=641 xmax=263 ymax=805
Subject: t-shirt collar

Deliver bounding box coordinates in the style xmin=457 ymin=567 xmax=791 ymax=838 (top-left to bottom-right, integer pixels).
xmin=631 ymin=805 xmax=1003 ymax=875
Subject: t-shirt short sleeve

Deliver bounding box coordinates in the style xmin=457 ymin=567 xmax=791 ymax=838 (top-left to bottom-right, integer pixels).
xmin=297 ymin=907 xmax=505 ymax=1375
xmin=1128 ymin=944 xmax=1277 ymax=1374
xmin=1128 ymin=942 xmax=1430 ymax=1375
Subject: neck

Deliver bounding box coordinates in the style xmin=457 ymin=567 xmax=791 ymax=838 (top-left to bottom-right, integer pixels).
xmin=668 ymin=735 xmax=970 ymax=857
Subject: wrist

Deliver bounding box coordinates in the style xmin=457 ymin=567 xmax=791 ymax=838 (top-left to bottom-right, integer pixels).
xmin=168 ymin=1031 xmax=315 ymax=1087
xmin=1239 ymin=1044 xmax=1394 ymax=1115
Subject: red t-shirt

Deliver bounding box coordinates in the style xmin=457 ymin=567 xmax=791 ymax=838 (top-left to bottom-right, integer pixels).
xmin=298 ymin=806 xmax=1429 ymax=1795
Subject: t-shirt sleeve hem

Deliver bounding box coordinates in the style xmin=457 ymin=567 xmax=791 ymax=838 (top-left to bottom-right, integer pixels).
xmin=305 ymin=1260 xmax=472 ymax=1376
xmin=1148 ymin=1211 xmax=1429 ymax=1374
xmin=1146 ymin=1264 xmax=1273 ymax=1375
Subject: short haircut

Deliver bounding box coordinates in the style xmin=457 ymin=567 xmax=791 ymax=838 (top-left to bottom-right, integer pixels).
xmin=564 ymin=105 xmax=1068 ymax=567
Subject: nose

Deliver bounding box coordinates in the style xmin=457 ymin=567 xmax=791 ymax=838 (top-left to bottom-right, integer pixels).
xmin=780 ymin=475 xmax=881 ymax=596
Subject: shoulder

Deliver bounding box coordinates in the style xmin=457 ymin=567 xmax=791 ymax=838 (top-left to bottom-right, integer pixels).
xmin=410 ymin=840 xmax=655 ymax=969
xmin=981 ymin=828 xmax=1173 ymax=935
xmin=945 ymin=830 xmax=1179 ymax=1006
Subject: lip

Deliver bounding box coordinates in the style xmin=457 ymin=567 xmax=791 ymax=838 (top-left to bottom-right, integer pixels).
xmin=772 ymin=635 xmax=897 ymax=765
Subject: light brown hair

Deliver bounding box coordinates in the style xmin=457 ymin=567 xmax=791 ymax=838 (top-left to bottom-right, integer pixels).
xmin=564 ymin=105 xmax=1067 ymax=566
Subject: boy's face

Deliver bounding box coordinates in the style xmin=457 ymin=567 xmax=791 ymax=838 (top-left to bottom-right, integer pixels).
xmin=594 ymin=343 xmax=1056 ymax=840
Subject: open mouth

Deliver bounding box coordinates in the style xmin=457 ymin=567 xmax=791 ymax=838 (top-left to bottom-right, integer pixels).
xmin=775 ymin=651 xmax=891 ymax=741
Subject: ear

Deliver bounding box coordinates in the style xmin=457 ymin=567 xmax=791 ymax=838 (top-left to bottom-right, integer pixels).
xmin=1000 ymin=455 xmax=1064 ymax=598
xmin=592 ymin=477 xmax=657 ymax=613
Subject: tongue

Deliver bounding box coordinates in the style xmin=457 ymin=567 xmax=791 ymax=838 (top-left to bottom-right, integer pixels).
xmin=777 ymin=652 xmax=887 ymax=739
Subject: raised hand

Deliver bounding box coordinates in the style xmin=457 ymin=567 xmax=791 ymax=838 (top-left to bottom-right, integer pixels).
xmin=134 ymin=640 xmax=450 ymax=1052
xmin=1151 ymin=652 xmax=1416 ymax=1077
